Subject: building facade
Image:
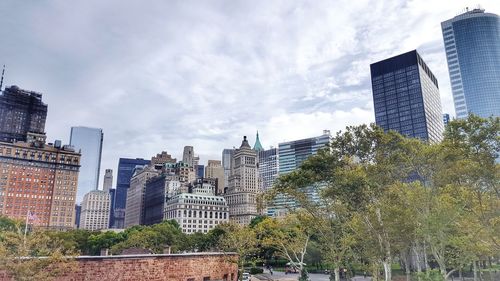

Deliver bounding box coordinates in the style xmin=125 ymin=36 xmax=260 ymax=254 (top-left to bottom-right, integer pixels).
xmin=79 ymin=190 xmax=110 ymax=231
xmin=205 ymin=160 xmax=225 ymax=195
xmin=370 ymin=50 xmax=444 ymax=143
xmin=124 ymin=165 xmax=160 ymax=228
xmin=224 ymin=136 xmax=260 ymax=225
xmin=113 ymin=158 xmax=150 ymax=228
xmin=443 ymin=113 xmax=450 ymax=127
xmin=441 ymin=8 xmax=500 ymax=119
xmin=69 ymin=126 xmax=103 ymax=203
xmin=165 ymin=181 xmax=228 ymax=233
xmin=258 ymin=148 xmax=278 ymax=191
xmin=143 ymin=175 xmax=182 ymax=225
xmin=182 ymin=146 xmax=194 ymax=167
xmin=0 ymin=85 xmax=47 ymax=143
xmin=0 ymin=140 xmax=80 ymax=229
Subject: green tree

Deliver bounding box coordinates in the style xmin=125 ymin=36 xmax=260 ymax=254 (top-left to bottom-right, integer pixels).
xmin=218 ymin=222 xmax=257 ymax=280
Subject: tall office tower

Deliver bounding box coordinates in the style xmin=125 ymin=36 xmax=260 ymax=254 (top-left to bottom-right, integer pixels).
xmin=70 ymin=126 xmax=104 ymax=202
xmin=182 ymin=146 xmax=194 ymax=167
xmin=443 ymin=113 xmax=451 ymax=127
xmin=270 ymin=131 xmax=331 ymax=217
xmin=258 ymin=148 xmax=278 ymax=191
xmin=103 ymin=169 xmax=113 ymax=192
xmin=164 ymin=179 xmax=229 ymax=234
xmin=224 ymin=136 xmax=260 ymax=225
xmin=0 ymin=140 xmax=81 ymax=230
xmin=205 ymin=160 xmax=225 ymax=195
xmin=196 ymin=164 xmax=204 ymax=178
xmin=124 ymin=165 xmax=160 ymax=228
xmin=79 ymin=190 xmax=110 ymax=231
xmin=0 ymin=85 xmax=47 ymax=143
xmin=221 ymin=149 xmax=234 ymax=193
xmin=370 ymin=50 xmax=444 ymax=143
xmin=278 ymin=130 xmax=331 ymax=175
xmin=441 ymin=8 xmax=500 ymax=119
xmin=143 ymin=175 xmax=182 ymax=225
xmin=113 ymin=158 xmax=150 ymax=228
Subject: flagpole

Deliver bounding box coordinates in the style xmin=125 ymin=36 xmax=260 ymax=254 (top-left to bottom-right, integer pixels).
xmin=23 ymin=210 xmax=29 ymax=247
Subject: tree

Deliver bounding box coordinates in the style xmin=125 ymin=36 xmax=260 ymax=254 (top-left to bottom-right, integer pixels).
xmin=0 ymin=223 xmax=77 ymax=281
xmin=218 ymin=223 xmax=257 ymax=280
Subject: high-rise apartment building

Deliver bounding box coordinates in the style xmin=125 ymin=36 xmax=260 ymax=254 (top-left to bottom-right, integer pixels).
xmin=221 ymin=149 xmax=234 ymax=193
xmin=113 ymin=157 xmax=150 ymax=228
xmin=0 ymin=85 xmax=47 ymax=143
xmin=205 ymin=160 xmax=225 ymax=195
xmin=124 ymin=165 xmax=160 ymax=228
xmin=224 ymin=136 xmax=260 ymax=225
xmin=441 ymin=8 xmax=500 ymax=119
xmin=103 ymin=169 xmax=113 ymax=192
xmin=69 ymin=126 xmax=103 ymax=202
xmin=79 ymin=190 xmax=110 ymax=231
xmin=0 ymin=140 xmax=80 ymax=230
xmin=370 ymin=50 xmax=444 ymax=143
xmin=164 ymin=179 xmax=228 ymax=234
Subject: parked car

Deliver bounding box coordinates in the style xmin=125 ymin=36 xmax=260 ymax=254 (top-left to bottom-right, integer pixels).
xmin=242 ymin=272 xmax=250 ymax=281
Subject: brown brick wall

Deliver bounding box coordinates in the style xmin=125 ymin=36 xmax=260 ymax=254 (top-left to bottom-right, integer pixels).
xmin=0 ymin=253 xmax=239 ymax=281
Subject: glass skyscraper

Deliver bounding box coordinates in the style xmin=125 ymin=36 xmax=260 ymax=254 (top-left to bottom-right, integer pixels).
xmin=441 ymin=8 xmax=500 ymax=119
xmin=70 ymin=126 xmax=103 ymax=203
xmin=371 ymin=50 xmax=444 ymax=143
xmin=221 ymin=149 xmax=234 ymax=193
xmin=113 ymin=157 xmax=150 ymax=228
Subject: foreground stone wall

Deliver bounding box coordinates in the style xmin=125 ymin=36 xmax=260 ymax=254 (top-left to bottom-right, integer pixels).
xmin=0 ymin=252 xmax=238 ymax=281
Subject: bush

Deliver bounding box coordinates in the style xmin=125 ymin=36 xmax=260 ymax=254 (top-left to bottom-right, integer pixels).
xmin=249 ymin=267 xmax=264 ymax=274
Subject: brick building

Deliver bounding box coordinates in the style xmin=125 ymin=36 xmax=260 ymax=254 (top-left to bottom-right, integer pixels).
xmin=0 ymin=139 xmax=80 ymax=229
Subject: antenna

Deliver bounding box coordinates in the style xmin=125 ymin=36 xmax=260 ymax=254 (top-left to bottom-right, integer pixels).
xmin=0 ymin=65 xmax=4 ymax=91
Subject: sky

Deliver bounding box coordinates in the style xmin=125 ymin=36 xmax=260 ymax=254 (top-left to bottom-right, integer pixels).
xmin=1 ymin=0 xmax=499 ymax=191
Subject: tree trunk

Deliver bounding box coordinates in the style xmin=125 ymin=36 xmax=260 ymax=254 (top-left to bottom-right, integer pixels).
xmin=404 ymin=252 xmax=411 ymax=281
xmin=383 ymin=260 xmax=391 ymax=281
xmin=459 ymin=268 xmax=463 ymax=281
xmin=334 ymin=267 xmax=340 ymax=281
xmin=473 ymin=261 xmax=478 ymax=281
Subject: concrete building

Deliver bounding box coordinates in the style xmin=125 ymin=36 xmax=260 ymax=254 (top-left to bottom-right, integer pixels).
xmin=143 ymin=175 xmax=182 ymax=225
xmin=69 ymin=126 xmax=103 ymax=203
xmin=124 ymin=165 xmax=160 ymax=228
xmin=113 ymin=157 xmax=150 ymax=228
xmin=79 ymin=190 xmax=110 ymax=231
xmin=221 ymin=149 xmax=234 ymax=193
xmin=0 ymin=139 xmax=81 ymax=230
xmin=224 ymin=136 xmax=260 ymax=225
xmin=370 ymin=50 xmax=444 ymax=143
xmin=205 ymin=160 xmax=225 ymax=195
xmin=151 ymin=151 xmax=176 ymax=167
xmin=103 ymin=169 xmax=113 ymax=192
xmin=182 ymin=146 xmax=194 ymax=167
xmin=164 ymin=162 xmax=195 ymax=183
xmin=0 ymin=85 xmax=47 ymax=143
xmin=442 ymin=8 xmax=500 ymax=119
xmin=164 ymin=178 xmax=229 ymax=233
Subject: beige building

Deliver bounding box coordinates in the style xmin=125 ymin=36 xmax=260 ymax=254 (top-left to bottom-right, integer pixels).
xmin=124 ymin=165 xmax=160 ymax=228
xmin=224 ymin=136 xmax=260 ymax=225
xmin=103 ymin=169 xmax=113 ymax=192
xmin=79 ymin=190 xmax=110 ymax=231
xmin=0 ymin=138 xmax=80 ymax=230
xmin=205 ymin=160 xmax=225 ymax=195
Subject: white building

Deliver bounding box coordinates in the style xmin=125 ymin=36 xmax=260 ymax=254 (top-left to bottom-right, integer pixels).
xmin=79 ymin=190 xmax=110 ymax=230
xmin=164 ymin=181 xmax=228 ymax=233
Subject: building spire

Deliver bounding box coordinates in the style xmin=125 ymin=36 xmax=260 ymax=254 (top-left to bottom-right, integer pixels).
xmin=0 ymin=65 xmax=5 ymax=92
xmin=253 ymin=131 xmax=264 ymax=151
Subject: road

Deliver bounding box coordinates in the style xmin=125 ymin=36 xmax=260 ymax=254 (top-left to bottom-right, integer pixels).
xmin=253 ymin=271 xmax=372 ymax=281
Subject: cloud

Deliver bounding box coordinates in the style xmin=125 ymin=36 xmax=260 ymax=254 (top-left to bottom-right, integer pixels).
xmin=0 ymin=0 xmax=499 ymax=199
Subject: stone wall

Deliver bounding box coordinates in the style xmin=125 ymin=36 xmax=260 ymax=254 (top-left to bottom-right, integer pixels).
xmin=0 ymin=252 xmax=238 ymax=281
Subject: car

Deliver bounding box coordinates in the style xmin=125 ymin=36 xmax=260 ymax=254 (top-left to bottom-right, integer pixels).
xmin=242 ymin=272 xmax=250 ymax=281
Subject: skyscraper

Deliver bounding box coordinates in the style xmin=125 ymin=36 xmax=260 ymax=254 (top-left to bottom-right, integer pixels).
xmin=0 ymin=85 xmax=47 ymax=143
xmin=70 ymin=126 xmax=104 ymax=202
xmin=103 ymin=169 xmax=113 ymax=192
xmin=253 ymin=131 xmax=264 ymax=151
xmin=205 ymin=160 xmax=225 ymax=195
xmin=370 ymin=50 xmax=444 ymax=143
xmin=113 ymin=157 xmax=150 ymax=228
xmin=182 ymin=146 xmax=194 ymax=167
xmin=224 ymin=136 xmax=260 ymax=225
xmin=79 ymin=190 xmax=110 ymax=231
xmin=221 ymin=149 xmax=234 ymax=193
xmin=258 ymin=148 xmax=278 ymax=191
xmin=278 ymin=130 xmax=331 ymax=175
xmin=441 ymin=8 xmax=500 ymax=119
xmin=443 ymin=113 xmax=451 ymax=127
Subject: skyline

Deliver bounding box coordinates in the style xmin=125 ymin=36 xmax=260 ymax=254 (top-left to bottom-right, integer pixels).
xmin=1 ymin=1 xmax=499 ymax=185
